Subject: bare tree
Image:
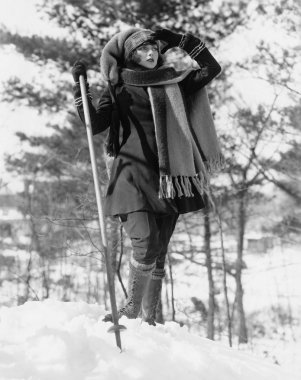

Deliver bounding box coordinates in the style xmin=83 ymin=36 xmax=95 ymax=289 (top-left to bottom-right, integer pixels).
xmin=203 ymin=205 xmax=215 ymax=340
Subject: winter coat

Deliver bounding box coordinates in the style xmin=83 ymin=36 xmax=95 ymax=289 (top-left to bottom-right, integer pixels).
xmin=74 ymin=47 xmax=221 ymax=217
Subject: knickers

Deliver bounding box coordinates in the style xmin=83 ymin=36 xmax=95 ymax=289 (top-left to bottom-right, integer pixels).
xmin=119 ymin=211 xmax=179 ymax=267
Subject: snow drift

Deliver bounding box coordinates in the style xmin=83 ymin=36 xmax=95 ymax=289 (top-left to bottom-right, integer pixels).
xmin=0 ymin=300 xmax=298 ymax=380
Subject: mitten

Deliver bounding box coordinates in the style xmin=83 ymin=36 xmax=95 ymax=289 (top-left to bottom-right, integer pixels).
xmin=150 ymin=28 xmax=184 ymax=54
xmin=71 ymin=60 xmax=87 ymax=83
xmin=180 ymin=33 xmax=206 ymax=60
xmin=72 ymin=61 xmax=92 ymax=108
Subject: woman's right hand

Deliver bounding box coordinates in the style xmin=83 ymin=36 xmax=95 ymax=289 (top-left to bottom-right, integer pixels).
xmin=71 ymin=60 xmax=87 ymax=83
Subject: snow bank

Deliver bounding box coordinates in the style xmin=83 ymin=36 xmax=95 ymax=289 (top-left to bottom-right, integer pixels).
xmin=0 ymin=300 xmax=298 ymax=380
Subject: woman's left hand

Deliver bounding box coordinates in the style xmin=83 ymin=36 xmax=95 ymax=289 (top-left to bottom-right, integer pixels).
xmin=150 ymin=28 xmax=184 ymax=54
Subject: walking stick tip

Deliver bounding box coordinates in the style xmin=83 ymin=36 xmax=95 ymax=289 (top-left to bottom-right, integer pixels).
xmin=107 ymin=324 xmax=127 ymax=334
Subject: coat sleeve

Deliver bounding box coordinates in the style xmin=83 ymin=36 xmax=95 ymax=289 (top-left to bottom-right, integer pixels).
xmin=179 ymin=33 xmax=222 ymax=95
xmin=73 ymin=83 xmax=112 ymax=135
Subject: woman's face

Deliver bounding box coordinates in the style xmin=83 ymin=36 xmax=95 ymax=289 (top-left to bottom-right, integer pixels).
xmin=133 ymin=43 xmax=159 ymax=69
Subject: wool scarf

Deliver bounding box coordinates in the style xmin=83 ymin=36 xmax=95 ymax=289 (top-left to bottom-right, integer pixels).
xmin=120 ymin=66 xmax=224 ymax=199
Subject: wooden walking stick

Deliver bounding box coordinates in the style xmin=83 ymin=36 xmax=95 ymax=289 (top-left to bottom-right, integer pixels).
xmin=79 ymin=75 xmax=126 ymax=350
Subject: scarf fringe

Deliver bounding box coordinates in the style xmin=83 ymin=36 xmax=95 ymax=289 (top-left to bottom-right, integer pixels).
xmin=205 ymin=154 xmax=225 ymax=173
xmin=159 ymin=173 xmax=210 ymax=199
xmin=174 ymin=177 xmax=184 ymax=197
xmin=158 ymin=154 xmax=224 ymax=199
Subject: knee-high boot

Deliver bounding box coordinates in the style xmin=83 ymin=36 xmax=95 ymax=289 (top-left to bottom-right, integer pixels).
xmin=141 ymin=268 xmax=165 ymax=326
xmin=103 ymin=258 xmax=154 ymax=322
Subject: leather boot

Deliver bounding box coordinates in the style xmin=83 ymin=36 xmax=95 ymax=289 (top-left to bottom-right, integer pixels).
xmin=141 ymin=268 xmax=165 ymax=326
xmin=103 ymin=258 xmax=154 ymax=322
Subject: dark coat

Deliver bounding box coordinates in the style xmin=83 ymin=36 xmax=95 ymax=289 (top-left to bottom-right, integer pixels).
xmin=75 ymin=47 xmax=221 ymax=216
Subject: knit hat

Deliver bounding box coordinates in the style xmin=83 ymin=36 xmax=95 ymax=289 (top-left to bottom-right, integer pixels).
xmin=100 ymin=28 xmax=159 ymax=85
xmin=124 ymin=30 xmax=157 ymax=59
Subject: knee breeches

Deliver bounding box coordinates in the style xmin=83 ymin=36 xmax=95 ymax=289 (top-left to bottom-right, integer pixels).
xmin=120 ymin=211 xmax=179 ymax=267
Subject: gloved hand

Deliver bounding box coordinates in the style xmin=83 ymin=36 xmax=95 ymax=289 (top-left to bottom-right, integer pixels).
xmin=71 ymin=60 xmax=87 ymax=83
xmin=150 ymin=28 xmax=184 ymax=54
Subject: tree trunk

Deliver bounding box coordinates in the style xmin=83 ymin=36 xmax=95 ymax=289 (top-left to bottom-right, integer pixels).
xmin=236 ymin=188 xmax=248 ymax=344
xmin=156 ymin=298 xmax=164 ymax=324
xmin=164 ymin=276 xmax=170 ymax=313
xmin=41 ymin=260 xmax=50 ymax=299
xmin=24 ymin=180 xmax=50 ymax=300
xmin=102 ymin=264 xmax=108 ymax=310
xmin=217 ymin=210 xmax=233 ymax=347
xmin=94 ymin=265 xmax=100 ymax=303
xmin=204 ymin=208 xmax=215 ymax=340
xmin=24 ymin=250 xmax=33 ymax=301
xmin=167 ymin=253 xmax=176 ymax=321
xmin=16 ymin=255 xmax=22 ymax=305
xmin=87 ymin=256 xmax=92 ymax=302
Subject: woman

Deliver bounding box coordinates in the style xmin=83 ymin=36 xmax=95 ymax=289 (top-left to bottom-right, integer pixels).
xmin=72 ymin=28 xmax=222 ymax=325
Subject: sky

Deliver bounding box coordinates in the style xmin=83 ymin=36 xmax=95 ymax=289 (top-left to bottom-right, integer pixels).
xmin=0 ymin=0 xmax=300 ymax=191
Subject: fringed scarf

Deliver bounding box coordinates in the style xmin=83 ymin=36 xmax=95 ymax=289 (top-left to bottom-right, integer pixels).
xmin=120 ymin=66 xmax=224 ymax=199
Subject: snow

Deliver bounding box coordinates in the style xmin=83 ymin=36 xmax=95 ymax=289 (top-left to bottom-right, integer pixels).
xmin=0 ymin=300 xmax=299 ymax=380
